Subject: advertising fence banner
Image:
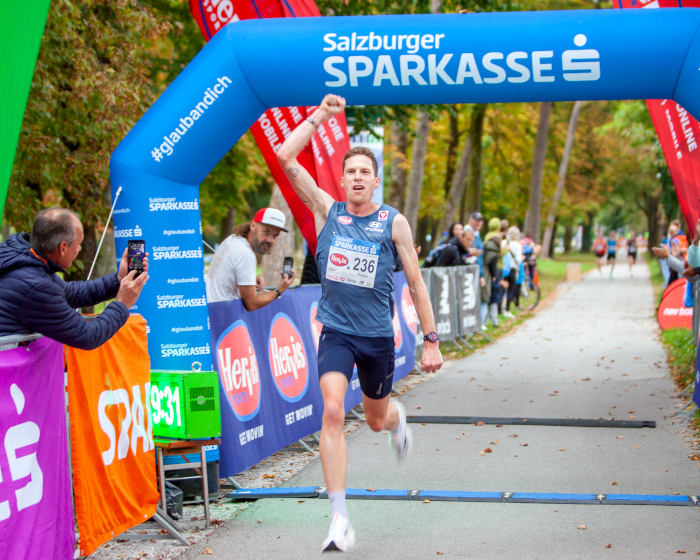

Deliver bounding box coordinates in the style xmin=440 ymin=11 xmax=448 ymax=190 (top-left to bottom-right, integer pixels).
xmin=209 ymin=272 xmax=417 ymax=476
xmin=0 ymin=338 xmax=74 ymax=560
xmin=454 ymin=265 xmax=481 ymax=336
xmin=430 ymin=268 xmax=457 ymax=342
xmin=657 ymin=278 xmax=693 ymax=331
xmin=189 ymin=0 xmax=350 ymax=252
xmin=66 ymin=316 xmax=159 ymax=557
xmin=613 ymin=0 xmax=700 ymax=236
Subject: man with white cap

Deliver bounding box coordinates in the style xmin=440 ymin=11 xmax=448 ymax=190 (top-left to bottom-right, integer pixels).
xmin=206 ymin=207 xmax=296 ymax=308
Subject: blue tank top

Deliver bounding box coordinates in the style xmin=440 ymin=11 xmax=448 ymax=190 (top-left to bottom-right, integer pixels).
xmin=608 ymin=237 xmax=616 ymax=251
xmin=316 ymin=202 xmax=399 ymax=337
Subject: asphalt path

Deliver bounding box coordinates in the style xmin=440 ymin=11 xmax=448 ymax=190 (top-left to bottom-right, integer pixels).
xmin=184 ymin=257 xmax=700 ymax=559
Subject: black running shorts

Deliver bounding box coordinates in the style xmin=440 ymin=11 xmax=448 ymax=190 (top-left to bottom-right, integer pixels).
xmin=317 ymin=327 xmax=394 ymax=400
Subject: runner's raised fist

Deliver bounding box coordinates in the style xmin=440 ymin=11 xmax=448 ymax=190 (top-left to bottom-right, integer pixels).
xmin=320 ymin=94 xmax=346 ymax=116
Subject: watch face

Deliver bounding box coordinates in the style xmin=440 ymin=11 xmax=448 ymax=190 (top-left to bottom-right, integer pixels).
xmin=425 ymin=331 xmax=439 ymax=343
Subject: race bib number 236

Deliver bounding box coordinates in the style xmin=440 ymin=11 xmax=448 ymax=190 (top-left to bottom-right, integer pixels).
xmin=326 ymin=234 xmax=380 ymax=289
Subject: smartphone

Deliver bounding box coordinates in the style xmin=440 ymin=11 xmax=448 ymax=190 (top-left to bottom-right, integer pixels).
xmin=128 ymin=239 xmax=145 ymax=278
xmin=282 ymin=256 xmax=293 ymax=278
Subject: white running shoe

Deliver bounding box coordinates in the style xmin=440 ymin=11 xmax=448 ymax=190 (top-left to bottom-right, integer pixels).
xmin=503 ymin=311 xmax=515 ymax=319
xmin=322 ymin=513 xmax=356 ymax=552
xmin=389 ymin=400 xmax=413 ymax=462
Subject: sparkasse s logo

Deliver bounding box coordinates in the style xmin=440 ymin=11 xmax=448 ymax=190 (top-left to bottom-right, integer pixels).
xmin=217 ymin=320 xmax=261 ymax=421
xmin=268 ymin=313 xmax=309 ymax=403
xmin=338 ymin=216 xmax=353 ymax=225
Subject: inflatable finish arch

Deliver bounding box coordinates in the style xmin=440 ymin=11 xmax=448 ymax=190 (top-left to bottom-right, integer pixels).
xmin=111 ymin=9 xmax=700 ymax=370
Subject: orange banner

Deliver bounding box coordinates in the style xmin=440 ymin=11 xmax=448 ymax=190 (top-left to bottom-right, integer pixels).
xmin=66 ymin=315 xmax=159 ymax=556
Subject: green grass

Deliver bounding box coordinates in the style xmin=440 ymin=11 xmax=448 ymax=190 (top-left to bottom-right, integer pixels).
xmin=661 ymin=328 xmax=697 ymax=389
xmin=535 ymin=252 xmax=597 ymax=301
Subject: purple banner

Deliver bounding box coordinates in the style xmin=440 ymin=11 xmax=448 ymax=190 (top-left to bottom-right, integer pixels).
xmin=0 ymin=338 xmax=75 ymax=560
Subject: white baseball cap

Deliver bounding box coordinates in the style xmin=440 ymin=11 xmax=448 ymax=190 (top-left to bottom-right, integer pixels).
xmin=254 ymin=207 xmax=288 ymax=232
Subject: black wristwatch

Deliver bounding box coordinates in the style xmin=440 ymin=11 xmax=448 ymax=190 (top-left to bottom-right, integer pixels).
xmin=423 ymin=331 xmax=439 ymax=343
xmin=274 ymin=288 xmax=282 ymax=298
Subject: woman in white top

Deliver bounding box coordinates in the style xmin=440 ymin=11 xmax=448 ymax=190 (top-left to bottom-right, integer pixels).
xmin=503 ymin=226 xmax=523 ymax=319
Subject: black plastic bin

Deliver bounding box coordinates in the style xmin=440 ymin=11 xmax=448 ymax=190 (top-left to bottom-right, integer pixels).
xmin=166 ymin=460 xmax=220 ymax=499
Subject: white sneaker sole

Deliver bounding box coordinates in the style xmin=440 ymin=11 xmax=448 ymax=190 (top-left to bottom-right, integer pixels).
xmin=390 ymin=400 xmax=413 ymax=462
xmin=322 ymin=525 xmax=356 ymax=552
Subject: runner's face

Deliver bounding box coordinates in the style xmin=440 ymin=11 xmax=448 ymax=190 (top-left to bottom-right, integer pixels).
xmin=341 ymin=155 xmax=379 ymax=206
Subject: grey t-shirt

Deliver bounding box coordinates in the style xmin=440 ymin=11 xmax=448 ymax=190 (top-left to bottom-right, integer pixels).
xmin=206 ymin=235 xmax=256 ymax=303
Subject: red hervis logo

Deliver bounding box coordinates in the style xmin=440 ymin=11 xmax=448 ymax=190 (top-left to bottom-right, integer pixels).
xmin=393 ymin=302 xmax=403 ymax=350
xmin=268 ymin=313 xmax=309 ymax=402
xmin=330 ymin=253 xmax=348 ymax=267
xmin=216 ymin=320 xmax=260 ymax=422
xmin=310 ymin=302 xmax=324 ymax=351
xmin=338 ymin=216 xmax=353 ymax=225
xmin=401 ymin=284 xmax=418 ymax=334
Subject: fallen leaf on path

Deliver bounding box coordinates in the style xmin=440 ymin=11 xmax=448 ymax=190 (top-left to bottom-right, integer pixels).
xmin=582 ymin=378 xmax=591 ymax=381
xmin=437 ymin=552 xmax=443 ymax=555
xmin=605 ymin=544 xmax=612 ymax=548
xmin=629 ymin=411 xmax=635 ymax=414
xmin=455 ymin=437 xmax=461 ymax=440
xmin=496 ymin=424 xmax=503 ymax=427
xmin=258 ymin=520 xmax=263 ymax=523
xmin=367 ymin=489 xmax=376 ymax=492
xmin=202 ymin=548 xmax=214 ymax=555
xmin=559 ymin=448 xmax=566 ymax=451
xmin=509 ymin=434 xmax=518 ymax=438
xmin=463 ymin=433 xmax=470 ymax=436
xmin=635 ymin=446 xmax=643 ymax=449
xmin=262 ymin=474 xmax=275 ymax=479
xmin=577 ymin=525 xmax=587 ymax=530
xmin=676 ymin=551 xmax=686 ymax=554
xmin=475 ymin=421 xmax=485 ymax=426
xmin=416 ymin=406 xmax=421 ymax=409
xmin=520 ymin=443 xmax=529 ymax=447
xmin=490 ymin=440 xmax=500 ymax=444
xmin=616 ymin=436 xmax=624 ymax=440
xmin=610 ymin=482 xmax=618 ymax=486
xmin=297 ymin=500 xmax=306 ymax=503
xmin=422 ymin=499 xmax=431 ymax=503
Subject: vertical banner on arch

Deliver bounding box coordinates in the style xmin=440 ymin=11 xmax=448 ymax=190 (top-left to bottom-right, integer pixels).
xmin=0 ymin=338 xmax=75 ymax=560
xmin=189 ymin=0 xmax=351 ymax=252
xmin=613 ymin=0 xmax=700 ymax=236
xmin=66 ymin=316 xmax=159 ymax=557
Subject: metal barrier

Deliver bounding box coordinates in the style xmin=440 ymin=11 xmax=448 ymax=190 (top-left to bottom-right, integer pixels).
xmin=0 ymin=332 xmax=43 ymax=351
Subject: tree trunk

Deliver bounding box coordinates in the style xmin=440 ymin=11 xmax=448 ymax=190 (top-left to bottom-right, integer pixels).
xmin=643 ymin=193 xmax=662 ymax=247
xmin=443 ymin=111 xmax=461 ymax=196
xmin=581 ymin=211 xmax=596 ymax=253
xmin=220 ymin=206 xmax=236 ymax=242
xmin=387 ymin=122 xmax=408 ymax=212
xmin=564 ymin=223 xmax=574 ymax=253
xmin=548 ymin=217 xmax=558 ymax=258
xmin=442 ymin=107 xmax=473 ymax=233
xmin=463 ymin=104 xmax=488 ymax=218
xmin=261 ymin=185 xmax=295 ymax=287
xmin=415 ymin=218 xmax=430 ymax=256
xmin=524 ymin=101 xmax=553 ymax=242
xmin=403 ymin=111 xmax=431 ymax=238
xmin=541 ymin=101 xmax=583 ymax=258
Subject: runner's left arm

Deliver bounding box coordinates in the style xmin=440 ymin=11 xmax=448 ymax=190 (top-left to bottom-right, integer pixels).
xmin=393 ymin=214 xmax=443 ymax=374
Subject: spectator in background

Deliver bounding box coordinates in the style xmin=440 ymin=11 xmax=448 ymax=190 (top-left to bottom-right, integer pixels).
xmin=436 ymin=229 xmax=476 ymax=267
xmin=464 ymin=212 xmax=487 ymax=326
xmin=483 ymin=218 xmax=505 ymax=328
xmin=503 ymin=226 xmax=523 ymax=319
xmin=207 ymin=207 xmax=296 ymax=308
xmin=687 ymin=220 xmax=700 ymax=269
xmin=439 ymin=222 xmax=463 ymax=246
xmin=0 ymin=207 xmax=148 ymax=349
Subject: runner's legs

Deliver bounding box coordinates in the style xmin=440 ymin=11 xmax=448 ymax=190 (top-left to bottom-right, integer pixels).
xmin=362 ymin=393 xmax=398 ymax=432
xmin=320 ymin=373 xmax=349 ymax=493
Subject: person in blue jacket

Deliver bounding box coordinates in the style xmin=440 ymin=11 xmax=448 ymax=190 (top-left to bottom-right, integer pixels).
xmin=0 ymin=207 xmax=148 ymax=350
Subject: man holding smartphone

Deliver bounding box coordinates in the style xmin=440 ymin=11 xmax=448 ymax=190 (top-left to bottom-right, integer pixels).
xmin=277 ymin=95 xmax=443 ymax=553
xmin=206 ymin=207 xmax=296 ymax=309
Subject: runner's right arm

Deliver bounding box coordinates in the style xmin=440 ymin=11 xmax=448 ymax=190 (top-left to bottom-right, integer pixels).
xmin=277 ymin=95 xmax=345 ymax=228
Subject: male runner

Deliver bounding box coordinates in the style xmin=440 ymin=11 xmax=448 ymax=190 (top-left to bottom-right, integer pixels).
xmin=607 ymin=229 xmax=617 ymax=278
xmin=277 ymin=94 xmax=443 ymax=552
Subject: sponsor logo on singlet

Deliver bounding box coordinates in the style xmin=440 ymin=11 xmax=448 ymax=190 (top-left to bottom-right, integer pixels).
xmin=338 ymin=215 xmax=353 ymax=225
xmin=330 ymin=253 xmax=349 ymax=266
xmin=378 ymin=211 xmax=388 ymax=221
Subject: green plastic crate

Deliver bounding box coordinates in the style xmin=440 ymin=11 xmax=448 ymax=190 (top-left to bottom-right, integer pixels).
xmin=150 ymin=370 xmax=221 ymax=439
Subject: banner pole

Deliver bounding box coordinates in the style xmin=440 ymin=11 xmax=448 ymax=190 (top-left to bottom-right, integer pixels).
xmin=87 ymin=185 xmax=121 ymax=281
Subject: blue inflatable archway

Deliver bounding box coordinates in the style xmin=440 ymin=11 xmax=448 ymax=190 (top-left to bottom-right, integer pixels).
xmin=111 ymin=9 xmax=700 ymax=370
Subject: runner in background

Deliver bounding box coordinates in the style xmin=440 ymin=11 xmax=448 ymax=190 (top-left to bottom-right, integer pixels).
xmin=277 ymin=94 xmax=443 ymax=553
xmin=607 ymin=229 xmax=617 ymax=278
xmin=592 ymin=231 xmax=607 ymax=275
xmin=627 ymin=230 xmax=637 ymax=277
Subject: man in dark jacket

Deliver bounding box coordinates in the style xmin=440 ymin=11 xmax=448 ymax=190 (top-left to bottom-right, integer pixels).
xmin=0 ymin=207 xmax=148 ymax=350
xmin=435 ymin=229 xmax=477 ymax=267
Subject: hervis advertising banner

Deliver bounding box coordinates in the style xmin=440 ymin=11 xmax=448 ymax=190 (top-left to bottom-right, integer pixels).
xmin=209 ymin=273 xmax=416 ymax=476
xmin=66 ymin=316 xmax=159 ymax=556
xmin=0 ymin=338 xmax=75 ymax=560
